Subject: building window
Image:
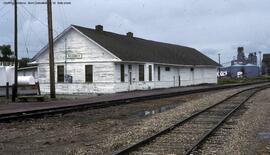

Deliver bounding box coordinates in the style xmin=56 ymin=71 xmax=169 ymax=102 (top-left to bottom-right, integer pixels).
xmin=190 ymin=67 xmax=194 ymax=71
xmin=32 ymin=71 xmax=35 ymax=78
xmin=158 ymin=66 xmax=161 ymax=81
xmin=128 ymin=64 xmax=132 ymax=70
xmin=85 ymin=65 xmax=93 ymax=83
xmin=120 ymin=64 xmax=125 ymax=82
xmin=165 ymin=67 xmax=170 ymax=71
xmin=149 ymin=65 xmax=152 ymax=81
xmin=57 ymin=65 xmax=64 ymax=83
xmin=139 ymin=65 xmax=144 ymax=81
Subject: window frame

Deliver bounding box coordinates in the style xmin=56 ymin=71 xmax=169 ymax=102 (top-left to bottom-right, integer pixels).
xmin=139 ymin=65 xmax=145 ymax=81
xmin=57 ymin=65 xmax=65 ymax=83
xmin=85 ymin=65 xmax=93 ymax=83
xmin=120 ymin=64 xmax=125 ymax=82
xmin=149 ymin=65 xmax=152 ymax=81
xmin=158 ymin=66 xmax=161 ymax=81
xmin=165 ymin=67 xmax=170 ymax=71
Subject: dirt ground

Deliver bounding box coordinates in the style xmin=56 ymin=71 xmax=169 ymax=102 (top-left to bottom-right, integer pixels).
xmin=0 ymin=84 xmax=269 ymax=155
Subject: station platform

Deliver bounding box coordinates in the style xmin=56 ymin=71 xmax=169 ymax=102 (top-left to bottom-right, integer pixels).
xmin=0 ymin=82 xmax=266 ymax=117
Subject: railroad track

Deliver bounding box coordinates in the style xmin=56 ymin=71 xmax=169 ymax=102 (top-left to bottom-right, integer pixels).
xmin=0 ymin=82 xmax=268 ymax=123
xmin=114 ymin=84 xmax=270 ymax=155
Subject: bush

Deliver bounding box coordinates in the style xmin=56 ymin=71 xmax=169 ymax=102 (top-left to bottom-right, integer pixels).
xmin=218 ymin=76 xmax=270 ymax=85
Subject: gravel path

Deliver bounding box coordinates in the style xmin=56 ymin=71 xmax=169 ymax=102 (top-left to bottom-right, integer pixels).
xmin=0 ymin=84 xmax=268 ymax=155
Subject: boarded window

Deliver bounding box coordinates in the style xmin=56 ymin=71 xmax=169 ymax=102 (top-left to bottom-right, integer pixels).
xmin=85 ymin=65 xmax=93 ymax=83
xmin=120 ymin=64 xmax=125 ymax=82
xmin=158 ymin=66 xmax=161 ymax=81
xmin=139 ymin=65 xmax=144 ymax=81
xmin=57 ymin=65 xmax=64 ymax=83
xmin=149 ymin=65 xmax=152 ymax=81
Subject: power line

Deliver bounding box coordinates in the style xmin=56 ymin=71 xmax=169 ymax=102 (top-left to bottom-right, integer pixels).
xmin=20 ymin=4 xmax=59 ymax=34
xmin=0 ymin=4 xmax=10 ymax=18
xmin=18 ymin=8 xmax=30 ymax=58
xmin=58 ymin=1 xmax=66 ymax=29
xmin=0 ymin=4 xmax=7 ymax=11
xmin=60 ymin=0 xmax=69 ymax=27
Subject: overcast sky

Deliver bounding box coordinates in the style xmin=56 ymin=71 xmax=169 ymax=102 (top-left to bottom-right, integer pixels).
xmin=1 ymin=0 xmax=270 ymax=65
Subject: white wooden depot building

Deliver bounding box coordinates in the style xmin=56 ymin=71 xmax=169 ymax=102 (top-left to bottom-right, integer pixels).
xmin=32 ymin=25 xmax=219 ymax=94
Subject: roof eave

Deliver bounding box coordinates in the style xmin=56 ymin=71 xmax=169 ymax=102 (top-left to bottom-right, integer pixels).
xmin=119 ymin=61 xmax=219 ymax=68
xmin=31 ymin=25 xmax=74 ymax=62
xmin=71 ymin=25 xmax=122 ymax=61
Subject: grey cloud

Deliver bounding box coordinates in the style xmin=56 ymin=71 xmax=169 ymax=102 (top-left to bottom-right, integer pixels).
xmin=0 ymin=0 xmax=269 ymax=63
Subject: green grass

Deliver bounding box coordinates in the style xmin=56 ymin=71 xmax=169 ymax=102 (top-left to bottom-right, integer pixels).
xmin=0 ymin=97 xmax=11 ymax=104
xmin=218 ymin=76 xmax=270 ymax=85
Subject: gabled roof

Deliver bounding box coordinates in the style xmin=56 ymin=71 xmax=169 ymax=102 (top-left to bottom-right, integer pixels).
xmin=72 ymin=25 xmax=219 ymax=66
xmin=33 ymin=24 xmax=219 ymax=67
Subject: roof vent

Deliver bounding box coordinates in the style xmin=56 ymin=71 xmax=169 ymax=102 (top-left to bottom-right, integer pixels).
xmin=95 ymin=25 xmax=103 ymax=31
xmin=127 ymin=32 xmax=133 ymax=37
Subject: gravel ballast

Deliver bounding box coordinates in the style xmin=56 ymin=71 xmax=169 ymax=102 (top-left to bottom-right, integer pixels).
xmin=0 ymin=84 xmax=269 ymax=154
xmin=195 ymin=87 xmax=270 ymax=155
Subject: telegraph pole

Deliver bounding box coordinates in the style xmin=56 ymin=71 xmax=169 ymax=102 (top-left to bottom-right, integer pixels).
xmin=258 ymin=51 xmax=262 ymax=67
xmin=259 ymin=51 xmax=262 ymax=75
xmin=218 ymin=53 xmax=221 ymax=77
xmin=47 ymin=0 xmax=56 ymax=98
xmin=12 ymin=0 xmax=18 ymax=102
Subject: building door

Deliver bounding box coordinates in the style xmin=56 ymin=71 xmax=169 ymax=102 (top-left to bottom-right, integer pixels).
xmin=178 ymin=76 xmax=181 ymax=87
xmin=128 ymin=65 xmax=132 ymax=90
xmin=129 ymin=71 xmax=132 ymax=85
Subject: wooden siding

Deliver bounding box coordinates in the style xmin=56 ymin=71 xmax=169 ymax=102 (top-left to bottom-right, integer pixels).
xmin=36 ymin=28 xmax=217 ymax=94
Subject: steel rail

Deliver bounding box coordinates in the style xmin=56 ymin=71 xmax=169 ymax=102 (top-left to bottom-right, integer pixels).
xmin=184 ymin=86 xmax=269 ymax=155
xmin=113 ymin=84 xmax=270 ymax=155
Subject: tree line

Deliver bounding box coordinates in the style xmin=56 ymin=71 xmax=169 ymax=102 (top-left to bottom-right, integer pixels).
xmin=0 ymin=44 xmax=30 ymax=68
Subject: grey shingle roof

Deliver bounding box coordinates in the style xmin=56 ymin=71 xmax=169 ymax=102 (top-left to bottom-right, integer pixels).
xmin=73 ymin=25 xmax=219 ymax=66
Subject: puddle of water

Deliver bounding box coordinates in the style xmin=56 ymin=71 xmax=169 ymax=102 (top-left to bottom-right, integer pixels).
xmin=258 ymin=132 xmax=270 ymax=140
xmin=136 ymin=103 xmax=179 ymax=117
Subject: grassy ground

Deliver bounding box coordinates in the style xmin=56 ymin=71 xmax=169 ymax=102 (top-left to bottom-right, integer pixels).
xmin=218 ymin=76 xmax=270 ymax=85
xmin=0 ymin=97 xmax=11 ymax=104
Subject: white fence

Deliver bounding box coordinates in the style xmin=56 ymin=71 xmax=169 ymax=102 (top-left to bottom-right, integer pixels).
xmin=0 ymin=66 xmax=14 ymax=86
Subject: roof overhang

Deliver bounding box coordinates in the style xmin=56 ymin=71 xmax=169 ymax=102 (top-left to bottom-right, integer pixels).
xmin=18 ymin=66 xmax=37 ymax=71
xmin=117 ymin=61 xmax=219 ymax=68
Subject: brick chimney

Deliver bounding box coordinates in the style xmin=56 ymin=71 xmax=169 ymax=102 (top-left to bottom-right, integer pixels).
xmin=95 ymin=25 xmax=103 ymax=32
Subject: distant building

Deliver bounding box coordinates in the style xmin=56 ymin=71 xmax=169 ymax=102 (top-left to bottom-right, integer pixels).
xmin=222 ymin=47 xmax=260 ymax=78
xmin=18 ymin=66 xmax=38 ymax=82
xmin=221 ymin=64 xmax=260 ymax=78
xmin=231 ymin=47 xmax=257 ymax=66
xmin=262 ymin=54 xmax=270 ymax=75
xmin=31 ymin=25 xmax=219 ymax=94
xmin=0 ymin=66 xmax=14 ymax=86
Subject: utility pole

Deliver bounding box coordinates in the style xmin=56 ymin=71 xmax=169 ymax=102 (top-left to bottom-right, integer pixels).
xmin=12 ymin=0 xmax=18 ymax=102
xmin=258 ymin=51 xmax=262 ymax=67
xmin=47 ymin=0 xmax=56 ymax=98
xmin=218 ymin=53 xmax=221 ymax=77
xmin=259 ymin=51 xmax=262 ymax=75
